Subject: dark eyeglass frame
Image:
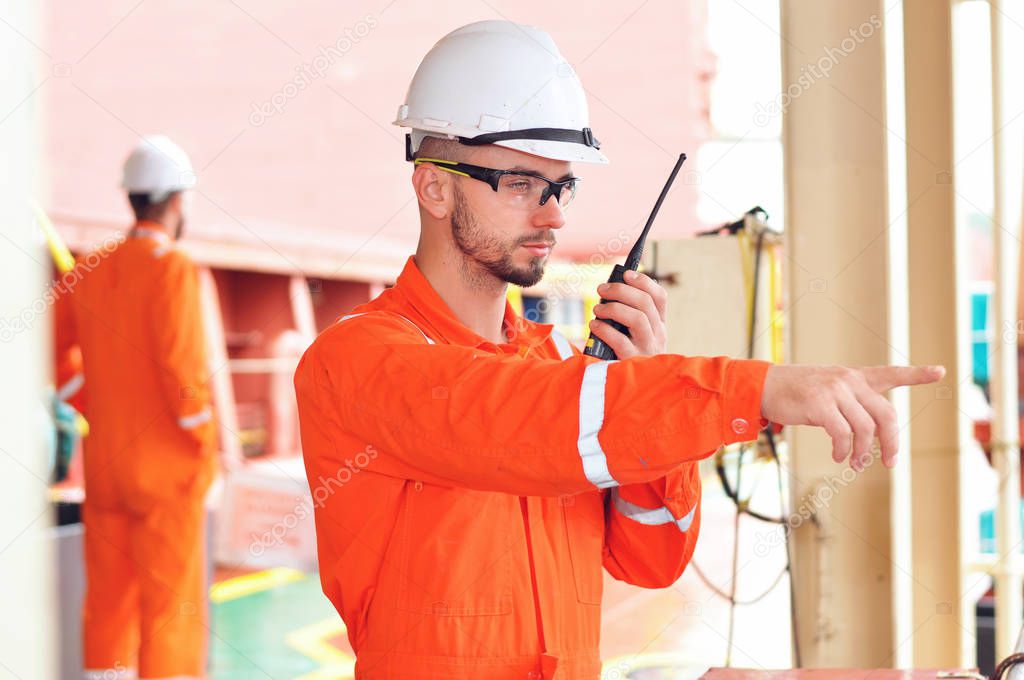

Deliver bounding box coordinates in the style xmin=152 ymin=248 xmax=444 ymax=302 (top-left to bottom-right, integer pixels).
xmin=412 ymin=157 xmax=581 ymax=208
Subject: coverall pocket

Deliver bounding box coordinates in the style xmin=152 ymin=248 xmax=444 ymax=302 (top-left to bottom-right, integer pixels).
xmin=396 ymin=481 xmax=514 ymax=616
xmin=562 ymin=491 xmax=605 ymax=606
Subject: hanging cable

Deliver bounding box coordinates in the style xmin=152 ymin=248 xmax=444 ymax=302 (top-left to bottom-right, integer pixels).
xmin=686 ymin=209 xmax=801 ymax=666
xmin=690 ymin=558 xmax=789 ymax=605
xmin=993 ymin=654 xmax=1024 ymax=680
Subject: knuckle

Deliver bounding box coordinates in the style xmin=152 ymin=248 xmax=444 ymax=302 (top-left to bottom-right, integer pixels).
xmin=829 ymin=423 xmax=851 ymax=441
xmin=601 ymin=302 xmax=622 ymax=319
xmin=601 ymin=284 xmax=621 ymax=299
xmin=843 ymin=367 xmax=863 ymax=384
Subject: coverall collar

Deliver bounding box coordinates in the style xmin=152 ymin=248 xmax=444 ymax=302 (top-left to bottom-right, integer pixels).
xmin=129 ymin=220 xmax=172 ymax=242
xmin=394 ymin=255 xmax=555 ymax=354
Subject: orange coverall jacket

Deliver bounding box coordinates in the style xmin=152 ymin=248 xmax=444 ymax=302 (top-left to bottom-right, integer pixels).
xmin=69 ymin=222 xmax=216 ymax=511
xmin=294 ymin=255 xmax=770 ymax=680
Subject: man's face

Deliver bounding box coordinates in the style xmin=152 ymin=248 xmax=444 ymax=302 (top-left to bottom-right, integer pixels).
xmin=449 ymin=145 xmax=571 ymax=288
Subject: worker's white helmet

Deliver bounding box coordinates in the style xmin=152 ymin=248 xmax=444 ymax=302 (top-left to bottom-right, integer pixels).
xmin=121 ymin=135 xmax=196 ymax=202
xmin=394 ymin=20 xmax=608 ymax=164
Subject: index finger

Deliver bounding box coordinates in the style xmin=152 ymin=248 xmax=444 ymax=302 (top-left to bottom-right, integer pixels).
xmin=862 ymin=364 xmax=946 ymax=392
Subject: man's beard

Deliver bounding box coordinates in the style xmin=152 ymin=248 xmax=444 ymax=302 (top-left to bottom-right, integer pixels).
xmin=450 ymin=184 xmax=548 ymax=288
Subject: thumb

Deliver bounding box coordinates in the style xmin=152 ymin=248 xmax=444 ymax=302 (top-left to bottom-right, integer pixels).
xmin=863 ymin=364 xmax=946 ymax=392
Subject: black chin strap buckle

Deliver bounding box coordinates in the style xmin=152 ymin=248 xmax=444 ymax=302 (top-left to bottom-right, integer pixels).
xmin=582 ymin=127 xmax=598 ymax=149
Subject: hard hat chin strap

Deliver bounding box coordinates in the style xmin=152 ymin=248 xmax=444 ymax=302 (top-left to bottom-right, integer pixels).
xmin=405 ymin=127 xmax=601 ymax=161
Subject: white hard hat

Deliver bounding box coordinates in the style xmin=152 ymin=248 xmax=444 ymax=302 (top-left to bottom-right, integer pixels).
xmin=394 ymin=20 xmax=608 ymax=164
xmin=121 ymin=135 xmax=196 ymax=202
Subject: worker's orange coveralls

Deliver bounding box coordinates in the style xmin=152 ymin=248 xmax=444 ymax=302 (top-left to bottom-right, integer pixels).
xmin=295 ymin=256 xmax=770 ymax=680
xmin=68 ymin=221 xmax=216 ymax=679
xmin=54 ymin=291 xmax=86 ymax=413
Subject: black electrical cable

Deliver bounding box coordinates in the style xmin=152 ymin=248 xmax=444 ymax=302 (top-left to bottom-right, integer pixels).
xmin=725 ymin=227 xmax=766 ymax=665
xmin=766 ymin=425 xmax=801 ymax=667
xmin=690 ymin=558 xmax=790 ymax=606
xmin=725 ymin=440 xmax=744 ymax=666
xmin=715 ymin=446 xmax=785 ymax=524
xmin=992 ymin=653 xmax=1024 ymax=680
xmin=687 ymin=217 xmax=802 ymax=667
xmin=747 ymin=229 xmax=765 ymax=359
xmin=714 ymin=227 xmax=787 ymax=525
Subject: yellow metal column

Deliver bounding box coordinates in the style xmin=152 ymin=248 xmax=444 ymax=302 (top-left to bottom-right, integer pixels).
xmin=779 ymin=0 xmax=908 ymax=666
xmin=903 ymin=0 xmax=964 ymax=667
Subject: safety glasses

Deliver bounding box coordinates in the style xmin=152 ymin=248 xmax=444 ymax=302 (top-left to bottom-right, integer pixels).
xmin=412 ymin=157 xmax=581 ymax=210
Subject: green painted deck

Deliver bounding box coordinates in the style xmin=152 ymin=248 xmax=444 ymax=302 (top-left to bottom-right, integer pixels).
xmin=211 ymin=568 xmax=353 ymax=680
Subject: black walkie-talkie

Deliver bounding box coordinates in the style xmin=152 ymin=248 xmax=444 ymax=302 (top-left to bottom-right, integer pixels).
xmin=583 ymin=153 xmax=687 ymax=360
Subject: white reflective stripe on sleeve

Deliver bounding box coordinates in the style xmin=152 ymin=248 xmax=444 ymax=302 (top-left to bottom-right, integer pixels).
xmin=178 ymin=406 xmax=212 ymax=430
xmin=57 ymin=372 xmax=85 ymax=401
xmin=340 ymin=312 xmax=435 ymax=345
xmin=611 ymin=487 xmax=696 ymax=532
xmin=577 ymin=360 xmax=619 ymax=489
xmin=551 ymin=329 xmax=574 ymax=360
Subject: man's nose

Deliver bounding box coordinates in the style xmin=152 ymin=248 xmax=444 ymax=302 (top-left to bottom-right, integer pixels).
xmin=533 ymin=196 xmax=566 ymax=230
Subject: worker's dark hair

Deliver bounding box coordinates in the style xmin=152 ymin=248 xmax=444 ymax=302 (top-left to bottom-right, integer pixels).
xmin=413 ymin=136 xmax=469 ymax=163
xmin=127 ymin=192 xmax=177 ymax=221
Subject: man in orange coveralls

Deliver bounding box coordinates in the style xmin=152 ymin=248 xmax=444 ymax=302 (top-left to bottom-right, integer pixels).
xmin=294 ymin=20 xmax=944 ymax=680
xmin=68 ymin=135 xmax=216 ymax=680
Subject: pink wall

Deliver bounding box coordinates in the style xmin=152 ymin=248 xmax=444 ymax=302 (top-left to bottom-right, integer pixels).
xmin=41 ymin=1 xmax=711 ymax=270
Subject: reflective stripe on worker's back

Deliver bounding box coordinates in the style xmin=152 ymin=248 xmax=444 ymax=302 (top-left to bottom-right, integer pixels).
xmin=610 ymin=487 xmax=695 ymax=532
xmin=339 ymin=312 xmax=436 ymax=344
xmin=577 ymin=360 xmax=619 ymax=489
xmin=551 ymin=329 xmax=574 ymax=360
xmin=178 ymin=407 xmax=212 ymax=430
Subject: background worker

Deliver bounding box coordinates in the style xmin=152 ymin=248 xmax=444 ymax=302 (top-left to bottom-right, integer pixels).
xmin=68 ymin=135 xmax=216 ymax=680
xmin=295 ymin=21 xmax=944 ymax=679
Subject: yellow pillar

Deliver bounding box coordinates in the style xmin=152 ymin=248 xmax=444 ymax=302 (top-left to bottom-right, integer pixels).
xmin=780 ymin=0 xmax=908 ymax=666
xmin=903 ymin=0 xmax=964 ymax=667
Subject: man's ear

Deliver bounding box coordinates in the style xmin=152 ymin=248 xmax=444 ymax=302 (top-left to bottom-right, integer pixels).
xmin=411 ymin=163 xmax=451 ymax=220
xmin=167 ymin=191 xmax=184 ymax=214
